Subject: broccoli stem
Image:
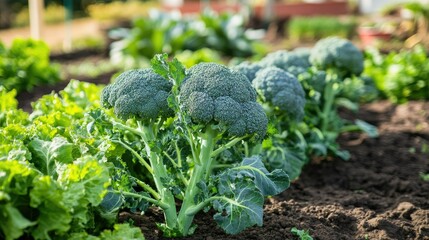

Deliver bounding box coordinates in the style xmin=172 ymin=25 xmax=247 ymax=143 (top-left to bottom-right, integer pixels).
xmin=110 ymin=190 xmax=168 ymax=209
xmin=112 ymin=119 xmax=179 ymax=229
xmin=138 ymin=124 xmax=178 ymax=229
xmin=176 ymin=127 xmax=216 ymax=235
xmin=321 ymin=71 xmax=339 ymax=134
xmin=110 ymin=139 xmax=153 ymax=174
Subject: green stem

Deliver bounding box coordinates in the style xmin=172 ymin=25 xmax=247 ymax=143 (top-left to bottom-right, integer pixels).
xmin=321 ymin=73 xmax=338 ymax=133
xmin=211 ymin=135 xmax=247 ymax=158
xmin=184 ymin=196 xmax=242 ymax=216
xmin=145 ymin=145 xmax=178 ymax=229
xmin=112 ymin=121 xmax=145 ymax=138
xmin=136 ymin=125 xmax=177 ymax=230
xmin=111 ymin=139 xmax=153 ymax=174
xmin=131 ymin=176 xmax=160 ymax=200
xmin=176 ymin=128 xmax=216 ymax=236
xmin=111 ymin=119 xmax=177 ymax=228
xmin=110 ymin=190 xmax=168 ymax=209
xmin=163 ymin=151 xmax=189 ymax=186
xmin=212 ymin=163 xmax=233 ymax=169
xmin=184 ymin=196 xmax=216 ymax=216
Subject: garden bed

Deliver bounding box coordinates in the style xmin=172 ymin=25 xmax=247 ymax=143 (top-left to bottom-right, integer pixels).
xmin=119 ymin=100 xmax=429 ymax=240
xmin=11 ymin=45 xmax=429 ymax=240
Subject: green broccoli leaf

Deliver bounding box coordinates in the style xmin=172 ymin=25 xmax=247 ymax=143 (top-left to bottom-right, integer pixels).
xmin=232 ymin=156 xmax=290 ymax=196
xmin=291 ymin=227 xmax=313 ymax=240
xmin=212 ymin=156 xmax=290 ymax=234
xmin=212 ymin=180 xmax=264 ymax=234
xmin=151 ymin=53 xmax=186 ymax=86
xmin=354 ymin=119 xmax=378 ymax=138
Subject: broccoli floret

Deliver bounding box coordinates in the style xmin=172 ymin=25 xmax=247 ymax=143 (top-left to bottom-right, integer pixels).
xmin=285 ymin=66 xmax=307 ymax=78
xmin=101 ymin=69 xmax=173 ymax=120
xmin=299 ymin=67 xmax=327 ymax=93
xmin=253 ymin=66 xmax=306 ymax=121
xmin=231 ymin=61 xmax=263 ymax=82
xmin=180 ymin=62 xmax=267 ymax=138
xmin=309 ymin=37 xmax=364 ymax=76
xmin=259 ymin=49 xmax=312 ymax=72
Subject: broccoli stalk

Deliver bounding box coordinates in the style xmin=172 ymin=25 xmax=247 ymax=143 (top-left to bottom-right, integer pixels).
xmin=320 ymin=69 xmax=340 ymax=133
xmin=170 ymin=62 xmax=268 ymax=234
xmin=99 ymin=56 xmax=287 ymax=237
xmin=100 ymin=68 xmax=178 ymax=228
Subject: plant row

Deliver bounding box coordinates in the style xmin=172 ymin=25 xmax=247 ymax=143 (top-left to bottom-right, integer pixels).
xmin=109 ymin=9 xmax=265 ymax=68
xmin=1 ymin=37 xmax=426 ymax=239
xmin=0 ymin=39 xmax=60 ymax=93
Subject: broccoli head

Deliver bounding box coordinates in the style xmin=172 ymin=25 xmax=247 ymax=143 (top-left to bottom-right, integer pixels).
xmin=180 ymin=62 xmax=267 ymax=138
xmin=259 ymin=49 xmax=312 ymax=72
xmin=309 ymin=37 xmax=364 ymax=76
xmin=101 ymin=69 xmax=173 ymax=120
xmin=253 ymin=67 xmax=306 ymax=121
xmin=231 ymin=61 xmax=263 ymax=83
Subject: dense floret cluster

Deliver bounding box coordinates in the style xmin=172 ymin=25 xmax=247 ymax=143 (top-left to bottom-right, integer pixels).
xmin=180 ymin=62 xmax=268 ymax=137
xmin=253 ymin=67 xmax=306 ymax=121
xmin=101 ymin=69 xmax=173 ymax=120
xmin=309 ymin=37 xmax=364 ymax=76
xmin=259 ymin=49 xmax=312 ymax=72
xmin=231 ymin=61 xmax=263 ymax=82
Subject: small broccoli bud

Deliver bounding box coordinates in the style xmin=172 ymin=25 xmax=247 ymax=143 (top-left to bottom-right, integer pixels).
xmin=253 ymin=67 xmax=306 ymax=121
xmin=309 ymin=37 xmax=364 ymax=76
xmin=285 ymin=66 xmax=307 ymax=78
xmin=231 ymin=61 xmax=263 ymax=83
xmin=180 ymin=62 xmax=267 ymax=138
xmin=101 ymin=68 xmax=173 ymax=120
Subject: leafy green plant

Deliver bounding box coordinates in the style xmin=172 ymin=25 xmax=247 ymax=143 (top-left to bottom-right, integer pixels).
xmin=109 ymin=10 xmax=264 ymax=67
xmin=364 ymin=45 xmax=429 ymax=103
xmin=0 ymin=39 xmax=60 ymax=92
xmin=287 ymin=16 xmax=356 ymax=42
xmin=291 ymin=227 xmax=313 ymax=240
xmin=175 ymin=48 xmax=223 ymax=68
xmin=304 ymin=37 xmax=378 ymax=160
xmin=0 ymin=82 xmax=147 ymax=239
xmin=64 ymin=58 xmax=119 ymax=79
xmin=13 ymin=4 xmax=66 ymax=27
xmin=249 ymin=66 xmax=308 ymax=180
xmin=232 ymin=38 xmax=378 ymax=177
xmin=91 ymin=55 xmax=289 ymax=237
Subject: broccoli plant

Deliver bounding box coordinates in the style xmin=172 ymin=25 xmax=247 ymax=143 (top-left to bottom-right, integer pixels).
xmin=305 ymin=37 xmax=377 ymax=159
xmin=94 ymin=55 xmax=289 ymax=237
xmin=250 ymin=67 xmax=308 ymax=180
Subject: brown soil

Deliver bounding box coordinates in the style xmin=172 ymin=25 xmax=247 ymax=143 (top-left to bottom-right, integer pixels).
xmin=120 ymin=101 xmax=429 ymax=240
